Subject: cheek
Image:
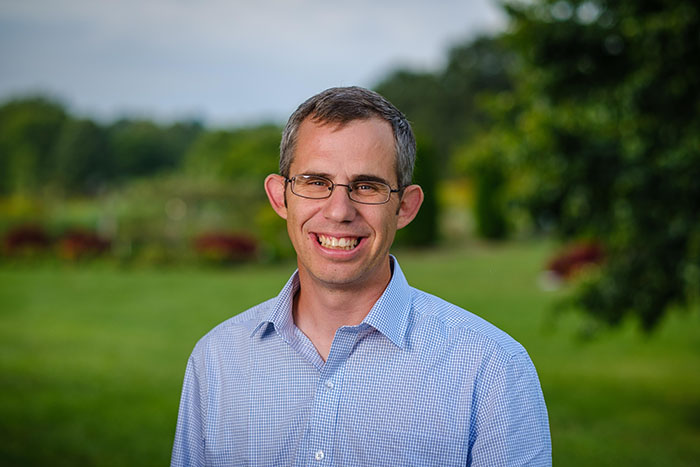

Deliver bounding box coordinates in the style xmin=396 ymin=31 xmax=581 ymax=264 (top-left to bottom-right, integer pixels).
xmin=286 ymin=204 xmax=316 ymax=237
xmin=372 ymin=210 xmax=399 ymax=239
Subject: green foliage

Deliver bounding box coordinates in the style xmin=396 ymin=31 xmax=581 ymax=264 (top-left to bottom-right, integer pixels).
xmin=0 ymin=98 xmax=204 ymax=196
xmin=0 ymin=97 xmax=68 ymax=194
xmin=52 ymin=119 xmax=112 ymax=194
xmin=254 ymin=204 xmax=295 ymax=262
xmin=0 ymin=196 xmax=46 ymax=234
xmin=184 ymin=124 xmax=281 ymax=182
xmin=181 ymin=124 xmax=286 ymax=260
xmin=472 ymin=160 xmax=509 ymax=240
xmin=376 ymin=36 xmax=518 ymax=242
xmin=375 ymin=35 xmax=516 ymax=170
xmin=3 ymin=2 xmax=695 ymax=333
xmin=102 ymin=174 xmax=266 ymax=265
xmin=107 ymin=119 xmax=202 ymax=180
xmin=374 ymin=70 xmax=443 ymax=149
xmin=453 ymin=102 xmax=521 ymax=240
xmin=489 ymin=0 xmax=700 ymax=329
xmin=395 ymin=135 xmax=439 ymax=246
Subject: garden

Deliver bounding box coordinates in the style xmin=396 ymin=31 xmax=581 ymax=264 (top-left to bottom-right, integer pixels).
xmin=1 ymin=0 xmax=698 ymax=463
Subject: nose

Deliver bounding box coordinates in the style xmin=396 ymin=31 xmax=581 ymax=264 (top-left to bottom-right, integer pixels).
xmin=322 ymin=184 xmax=357 ymax=222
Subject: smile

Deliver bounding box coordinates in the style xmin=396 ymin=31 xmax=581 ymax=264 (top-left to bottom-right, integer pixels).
xmin=317 ymin=234 xmax=360 ymax=250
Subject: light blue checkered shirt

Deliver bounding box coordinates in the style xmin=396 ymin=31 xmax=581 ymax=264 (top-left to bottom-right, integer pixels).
xmin=172 ymin=257 xmax=551 ymax=466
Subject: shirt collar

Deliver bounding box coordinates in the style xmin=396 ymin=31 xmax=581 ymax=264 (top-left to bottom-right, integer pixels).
xmin=251 ymin=270 xmax=300 ymax=343
xmin=360 ymin=256 xmax=412 ymax=350
xmin=252 ymin=255 xmax=412 ymax=350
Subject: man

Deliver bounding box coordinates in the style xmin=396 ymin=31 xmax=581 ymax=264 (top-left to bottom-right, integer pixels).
xmin=172 ymin=86 xmax=551 ymax=466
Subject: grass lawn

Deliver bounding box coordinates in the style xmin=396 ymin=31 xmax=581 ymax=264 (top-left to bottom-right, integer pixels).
xmin=1 ymin=242 xmax=698 ymax=465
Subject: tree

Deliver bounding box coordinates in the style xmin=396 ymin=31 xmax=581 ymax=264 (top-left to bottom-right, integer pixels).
xmin=492 ymin=0 xmax=700 ymax=330
xmin=375 ymin=36 xmax=516 ymax=171
xmin=375 ymin=36 xmax=518 ymax=242
xmin=51 ymin=118 xmax=112 ymax=194
xmin=394 ymin=135 xmax=439 ymax=246
xmin=107 ymin=119 xmax=201 ymax=180
xmin=184 ymin=124 xmax=280 ymax=183
xmin=0 ymin=97 xmax=68 ymax=194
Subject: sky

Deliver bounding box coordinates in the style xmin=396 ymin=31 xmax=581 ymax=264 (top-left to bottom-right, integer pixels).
xmin=0 ymin=0 xmax=505 ymax=126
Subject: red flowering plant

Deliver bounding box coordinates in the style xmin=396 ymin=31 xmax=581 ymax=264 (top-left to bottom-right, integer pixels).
xmin=193 ymin=232 xmax=257 ymax=264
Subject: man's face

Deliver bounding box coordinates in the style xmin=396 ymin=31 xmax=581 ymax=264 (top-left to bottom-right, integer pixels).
xmin=279 ymin=116 xmax=404 ymax=290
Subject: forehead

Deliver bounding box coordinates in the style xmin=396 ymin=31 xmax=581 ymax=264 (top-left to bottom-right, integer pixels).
xmin=291 ymin=116 xmax=397 ymax=180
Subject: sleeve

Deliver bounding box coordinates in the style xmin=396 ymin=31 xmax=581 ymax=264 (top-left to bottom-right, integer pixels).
xmin=469 ymin=350 xmax=552 ymax=466
xmin=171 ymin=353 xmax=206 ymax=467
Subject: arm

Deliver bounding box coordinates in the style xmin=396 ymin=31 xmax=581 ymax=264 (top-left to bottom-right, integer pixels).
xmin=469 ymin=351 xmax=551 ymax=466
xmin=171 ymin=354 xmax=206 ymax=467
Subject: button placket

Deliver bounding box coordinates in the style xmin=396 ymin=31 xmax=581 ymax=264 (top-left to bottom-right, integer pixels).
xmin=303 ymin=327 xmax=360 ymax=466
xmin=307 ymin=370 xmax=340 ymax=464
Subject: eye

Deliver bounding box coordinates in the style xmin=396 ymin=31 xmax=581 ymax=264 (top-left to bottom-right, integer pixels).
xmin=300 ymin=176 xmax=331 ymax=187
xmin=353 ymin=181 xmax=381 ymax=192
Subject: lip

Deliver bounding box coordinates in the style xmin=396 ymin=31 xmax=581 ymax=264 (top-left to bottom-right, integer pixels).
xmin=309 ymin=232 xmax=367 ymax=259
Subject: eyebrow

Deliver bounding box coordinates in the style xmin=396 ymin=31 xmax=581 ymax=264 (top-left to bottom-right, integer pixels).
xmin=299 ymin=172 xmax=393 ymax=186
xmin=351 ymin=174 xmax=393 ymax=186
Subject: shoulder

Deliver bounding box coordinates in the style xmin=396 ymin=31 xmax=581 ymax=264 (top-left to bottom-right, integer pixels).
xmin=408 ymin=287 xmax=528 ymax=362
xmin=406 ymin=288 xmax=545 ymax=403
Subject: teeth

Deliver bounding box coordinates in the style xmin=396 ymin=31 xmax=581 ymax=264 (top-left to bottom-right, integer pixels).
xmin=318 ymin=235 xmax=359 ymax=250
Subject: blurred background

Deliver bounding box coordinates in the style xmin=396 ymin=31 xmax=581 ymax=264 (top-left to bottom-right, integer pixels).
xmin=1 ymin=0 xmax=698 ymax=465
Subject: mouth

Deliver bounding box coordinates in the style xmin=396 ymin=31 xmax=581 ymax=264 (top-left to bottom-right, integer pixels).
xmin=316 ymin=234 xmax=361 ymax=250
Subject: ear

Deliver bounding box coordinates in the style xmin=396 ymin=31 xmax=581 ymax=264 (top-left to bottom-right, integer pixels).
xmin=264 ymin=174 xmax=288 ymax=219
xmin=396 ymin=184 xmax=424 ymax=229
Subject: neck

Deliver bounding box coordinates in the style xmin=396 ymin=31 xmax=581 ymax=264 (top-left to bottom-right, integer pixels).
xmin=292 ymin=259 xmax=392 ymax=361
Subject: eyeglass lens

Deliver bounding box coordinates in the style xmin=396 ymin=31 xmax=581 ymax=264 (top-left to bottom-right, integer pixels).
xmin=292 ymin=175 xmax=391 ymax=204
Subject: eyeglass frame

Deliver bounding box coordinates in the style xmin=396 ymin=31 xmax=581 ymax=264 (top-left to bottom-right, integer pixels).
xmin=284 ymin=174 xmax=404 ymax=205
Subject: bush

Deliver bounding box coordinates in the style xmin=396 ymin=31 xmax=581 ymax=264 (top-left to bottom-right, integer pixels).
xmin=472 ymin=160 xmax=510 ymax=240
xmin=193 ymin=232 xmax=257 ymax=264
xmin=254 ymin=206 xmax=295 ymax=262
xmin=2 ymin=224 xmax=52 ymax=257
xmin=545 ymin=242 xmax=604 ymax=281
xmin=56 ymin=229 xmax=111 ymax=261
xmin=395 ymin=135 xmax=439 ymax=247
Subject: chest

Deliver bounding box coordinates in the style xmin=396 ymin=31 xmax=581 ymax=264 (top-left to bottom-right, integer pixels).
xmin=203 ymin=331 xmax=475 ymax=466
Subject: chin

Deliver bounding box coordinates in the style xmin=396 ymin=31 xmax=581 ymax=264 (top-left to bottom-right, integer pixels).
xmin=308 ymin=265 xmax=366 ymax=288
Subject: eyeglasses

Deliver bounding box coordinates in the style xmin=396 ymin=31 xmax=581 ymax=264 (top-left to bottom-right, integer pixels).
xmin=285 ymin=174 xmax=402 ymax=205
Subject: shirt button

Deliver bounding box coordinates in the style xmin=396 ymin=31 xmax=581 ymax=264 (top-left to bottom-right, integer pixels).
xmin=314 ymin=449 xmax=325 ymax=461
xmin=324 ymin=380 xmax=334 ymax=390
